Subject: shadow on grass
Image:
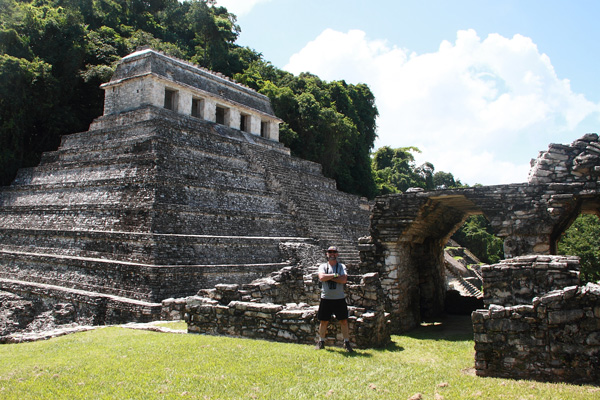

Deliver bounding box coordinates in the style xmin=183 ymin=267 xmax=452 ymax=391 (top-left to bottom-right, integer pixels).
xmin=404 ymin=314 xmax=474 ymax=342
xmin=369 ymin=340 xmax=405 ymax=353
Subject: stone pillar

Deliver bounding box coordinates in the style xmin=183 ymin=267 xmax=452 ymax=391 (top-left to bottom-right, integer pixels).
xmin=179 ymin=91 xmax=192 ymax=116
xmin=383 ymin=242 xmax=420 ymax=332
xmin=268 ymin=121 xmax=280 ymax=142
xmin=148 ymin=79 xmax=163 ymax=109
xmin=228 ymin=108 xmax=240 ymax=130
xmin=249 ymin=115 xmax=261 ymax=136
xmin=204 ymin=99 xmax=217 ymax=122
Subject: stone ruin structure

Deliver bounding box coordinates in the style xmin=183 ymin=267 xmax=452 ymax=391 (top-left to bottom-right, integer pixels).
xmin=473 ymin=256 xmax=600 ymax=384
xmin=360 ymin=133 xmax=600 ymax=332
xmin=0 ymin=49 xmax=375 ymax=341
xmin=362 ymin=134 xmax=600 ymax=382
xmin=1 ymin=47 xmax=599 ymax=372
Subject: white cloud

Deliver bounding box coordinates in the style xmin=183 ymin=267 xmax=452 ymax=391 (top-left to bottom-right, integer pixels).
xmin=214 ymin=0 xmax=273 ymax=16
xmin=284 ymin=28 xmax=600 ymax=185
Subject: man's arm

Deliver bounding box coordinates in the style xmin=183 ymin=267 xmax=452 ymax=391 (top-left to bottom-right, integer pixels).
xmin=319 ymin=267 xmax=347 ymax=283
xmin=318 ymin=271 xmax=335 ymax=282
xmin=318 ymin=263 xmax=347 ymax=283
xmin=330 ymin=274 xmax=347 ymax=284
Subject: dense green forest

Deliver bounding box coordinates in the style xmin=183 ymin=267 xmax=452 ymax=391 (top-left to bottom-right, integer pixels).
xmin=0 ymin=0 xmax=597 ymax=281
xmin=0 ymin=0 xmax=378 ymax=197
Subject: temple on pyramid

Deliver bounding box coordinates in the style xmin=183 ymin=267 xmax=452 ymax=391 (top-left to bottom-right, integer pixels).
xmin=0 ymin=49 xmax=371 ymax=323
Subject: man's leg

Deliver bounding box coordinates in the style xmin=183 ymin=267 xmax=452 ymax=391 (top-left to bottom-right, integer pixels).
xmin=340 ymin=318 xmax=350 ymax=341
xmin=316 ymin=320 xmax=329 ymax=349
xmin=318 ymin=320 xmax=329 ymax=340
xmin=339 ymin=319 xmax=354 ymax=353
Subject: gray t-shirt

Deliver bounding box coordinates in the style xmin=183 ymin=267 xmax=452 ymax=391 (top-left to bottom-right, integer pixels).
xmin=318 ymin=262 xmax=347 ymax=300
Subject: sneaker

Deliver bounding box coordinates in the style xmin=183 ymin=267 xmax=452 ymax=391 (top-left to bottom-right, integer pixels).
xmin=316 ymin=340 xmax=325 ymax=350
xmin=343 ymin=341 xmax=354 ymax=353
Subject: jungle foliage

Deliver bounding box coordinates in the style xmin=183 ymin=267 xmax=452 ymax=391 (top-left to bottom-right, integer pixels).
xmin=1 ymin=1 xmax=598 ymax=277
xmin=558 ymin=214 xmax=600 ymax=284
xmin=0 ymin=0 xmax=377 ymax=197
xmin=371 ymin=145 xmax=465 ymax=194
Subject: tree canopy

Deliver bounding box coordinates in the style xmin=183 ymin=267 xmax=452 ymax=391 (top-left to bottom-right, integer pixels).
xmin=558 ymin=214 xmax=600 ymax=284
xmin=0 ymin=0 xmax=378 ymax=198
xmin=371 ymin=145 xmax=464 ymax=194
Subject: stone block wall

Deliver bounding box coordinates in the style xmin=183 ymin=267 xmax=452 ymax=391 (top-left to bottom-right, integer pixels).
xmin=473 ymin=282 xmax=600 ymax=384
xmin=528 ymin=133 xmax=600 ymax=184
xmin=101 ymin=49 xmax=282 ymax=141
xmin=473 ymin=256 xmax=600 ymax=384
xmin=0 ymin=278 xmax=161 ymax=328
xmin=168 ymin=264 xmax=391 ymax=349
xmin=481 ymin=255 xmax=580 ymax=307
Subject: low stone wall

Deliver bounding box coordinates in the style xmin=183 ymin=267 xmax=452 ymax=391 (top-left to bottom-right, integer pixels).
xmin=528 ymin=133 xmax=600 ymax=184
xmin=481 ymin=255 xmax=580 ymax=307
xmin=0 ymin=278 xmax=161 ymax=329
xmin=172 ymin=266 xmax=391 ymax=349
xmin=473 ymin=255 xmax=600 ymax=384
xmin=473 ymin=283 xmax=600 ymax=384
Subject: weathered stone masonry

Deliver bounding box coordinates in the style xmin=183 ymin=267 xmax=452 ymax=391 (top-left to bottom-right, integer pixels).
xmin=361 ymin=134 xmax=600 ymax=334
xmin=473 ymin=256 xmax=600 ymax=384
xmin=361 ymin=134 xmax=600 ymax=382
xmin=0 ymin=49 xmax=371 ymax=334
xmin=175 ymin=262 xmax=390 ymax=348
xmin=99 ymin=48 xmax=282 ymax=141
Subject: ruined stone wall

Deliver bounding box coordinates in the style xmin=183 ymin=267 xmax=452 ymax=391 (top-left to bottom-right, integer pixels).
xmin=0 ymin=278 xmax=161 ymax=329
xmin=360 ymin=134 xmax=600 ymax=333
xmin=473 ymin=281 xmax=600 ymax=384
xmin=481 ymin=255 xmax=580 ymax=307
xmin=473 ymin=255 xmax=600 ymax=384
xmin=528 ymin=133 xmax=600 ymax=185
xmin=167 ymin=264 xmax=391 ymax=349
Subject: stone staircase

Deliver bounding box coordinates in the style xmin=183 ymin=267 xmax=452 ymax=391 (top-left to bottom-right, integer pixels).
xmin=244 ymin=144 xmax=370 ymax=267
xmin=0 ymin=107 xmax=371 ymax=307
xmin=443 ymin=249 xmax=483 ymax=299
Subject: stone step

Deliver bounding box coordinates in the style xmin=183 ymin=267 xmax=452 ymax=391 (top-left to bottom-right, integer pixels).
xmin=0 ymin=277 xmax=163 ymax=325
xmin=0 ymin=250 xmax=291 ymax=302
xmin=0 ymin=205 xmax=299 ymax=236
xmin=0 ymin=178 xmax=289 ymax=213
xmin=10 ymin=155 xmax=266 ymax=190
xmin=0 ymin=228 xmax=312 ymax=265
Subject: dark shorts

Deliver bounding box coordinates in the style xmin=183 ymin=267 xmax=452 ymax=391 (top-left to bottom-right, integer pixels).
xmin=317 ymin=298 xmax=349 ymax=321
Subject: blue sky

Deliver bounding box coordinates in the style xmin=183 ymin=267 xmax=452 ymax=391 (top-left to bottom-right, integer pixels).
xmin=216 ymin=0 xmax=600 ymax=185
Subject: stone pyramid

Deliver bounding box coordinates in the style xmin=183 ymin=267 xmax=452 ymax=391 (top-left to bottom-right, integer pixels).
xmin=0 ymin=50 xmax=370 ymax=322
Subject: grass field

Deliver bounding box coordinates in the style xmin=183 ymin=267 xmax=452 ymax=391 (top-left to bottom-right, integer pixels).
xmin=0 ymin=316 xmax=597 ymax=399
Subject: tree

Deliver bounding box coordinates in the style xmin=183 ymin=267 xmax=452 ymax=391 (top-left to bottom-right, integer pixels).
xmin=371 ymin=146 xmax=433 ymax=193
xmin=451 ymin=215 xmax=504 ymax=265
xmin=433 ymin=171 xmax=464 ymax=189
xmin=0 ymin=55 xmax=56 ymax=184
xmin=0 ymin=0 xmax=244 ymax=185
xmin=236 ymin=64 xmax=378 ymax=198
xmin=558 ymin=214 xmax=600 ymax=284
xmin=0 ymin=0 xmax=379 ymax=199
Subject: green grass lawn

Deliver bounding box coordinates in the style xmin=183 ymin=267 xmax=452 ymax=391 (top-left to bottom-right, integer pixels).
xmin=0 ymin=316 xmax=597 ymax=399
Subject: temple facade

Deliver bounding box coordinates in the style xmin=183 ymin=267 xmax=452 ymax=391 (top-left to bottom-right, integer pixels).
xmin=98 ymin=48 xmax=282 ymax=141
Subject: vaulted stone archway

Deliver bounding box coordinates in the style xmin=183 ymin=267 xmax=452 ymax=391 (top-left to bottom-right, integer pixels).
xmin=359 ymin=134 xmax=600 ymax=333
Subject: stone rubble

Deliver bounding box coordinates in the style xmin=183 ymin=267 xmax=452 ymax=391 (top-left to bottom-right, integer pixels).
xmin=164 ymin=263 xmax=391 ymax=349
xmin=473 ymin=256 xmax=600 ymax=384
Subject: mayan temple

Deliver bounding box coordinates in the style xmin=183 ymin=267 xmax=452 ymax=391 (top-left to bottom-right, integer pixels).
xmin=0 ymin=49 xmax=371 ymax=323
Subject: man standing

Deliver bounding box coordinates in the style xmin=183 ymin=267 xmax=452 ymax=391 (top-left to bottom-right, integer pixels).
xmin=316 ymin=246 xmax=353 ymax=352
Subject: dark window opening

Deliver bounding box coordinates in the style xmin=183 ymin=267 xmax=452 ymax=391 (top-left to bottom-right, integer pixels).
xmin=216 ymin=106 xmax=226 ymax=125
xmin=240 ymin=114 xmax=250 ymax=132
xmin=261 ymin=121 xmax=269 ymax=138
xmin=192 ymin=98 xmax=204 ymax=118
xmin=164 ymin=88 xmax=177 ymax=111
